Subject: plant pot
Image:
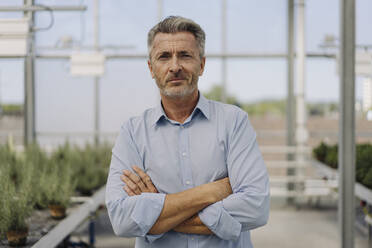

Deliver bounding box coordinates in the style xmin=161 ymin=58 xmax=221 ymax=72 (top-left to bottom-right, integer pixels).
xmin=6 ymin=228 xmax=28 ymax=246
xmin=49 ymin=205 xmax=66 ymax=219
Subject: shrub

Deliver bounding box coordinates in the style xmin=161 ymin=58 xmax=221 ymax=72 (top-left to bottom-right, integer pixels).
xmin=51 ymin=143 xmax=111 ymax=195
xmin=324 ymin=145 xmax=338 ymax=169
xmin=313 ymin=142 xmax=372 ymax=189
xmin=22 ymin=144 xmax=50 ymax=209
xmin=312 ymin=142 xmax=328 ymax=163
xmin=0 ymin=157 xmax=33 ymax=234
xmin=73 ymin=143 xmax=111 ymax=195
xmin=42 ymin=159 xmax=76 ymax=208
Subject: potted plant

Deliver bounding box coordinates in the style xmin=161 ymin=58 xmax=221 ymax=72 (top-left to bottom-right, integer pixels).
xmin=44 ymin=160 xmax=76 ymax=219
xmin=73 ymin=144 xmax=110 ymax=195
xmin=0 ymin=162 xmax=32 ymax=246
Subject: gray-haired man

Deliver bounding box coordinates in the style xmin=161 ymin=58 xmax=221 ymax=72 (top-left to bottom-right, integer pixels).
xmin=106 ymin=16 xmax=270 ymax=248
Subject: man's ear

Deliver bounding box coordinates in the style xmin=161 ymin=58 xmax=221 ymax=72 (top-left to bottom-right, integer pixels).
xmin=148 ymin=59 xmax=155 ymax=78
xmin=199 ymin=56 xmax=206 ymax=76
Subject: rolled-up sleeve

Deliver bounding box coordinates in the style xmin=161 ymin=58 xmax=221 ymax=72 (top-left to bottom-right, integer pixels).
xmin=105 ymin=122 xmax=166 ymax=242
xmin=199 ymin=110 xmax=270 ymax=240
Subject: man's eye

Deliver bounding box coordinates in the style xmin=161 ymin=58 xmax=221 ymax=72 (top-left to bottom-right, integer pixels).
xmin=159 ymin=54 xmax=169 ymax=59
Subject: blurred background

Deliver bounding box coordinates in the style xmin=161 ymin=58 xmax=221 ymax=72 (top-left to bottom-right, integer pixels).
xmin=0 ymin=0 xmax=372 ymax=247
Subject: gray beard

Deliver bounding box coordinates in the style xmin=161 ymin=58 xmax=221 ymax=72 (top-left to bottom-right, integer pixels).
xmin=159 ymin=83 xmax=197 ymax=98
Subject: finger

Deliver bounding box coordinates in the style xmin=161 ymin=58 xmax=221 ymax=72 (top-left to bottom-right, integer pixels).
xmin=123 ymin=185 xmax=135 ymax=196
xmin=123 ymin=169 xmax=147 ymax=192
xmin=132 ymin=166 xmax=158 ymax=193
xmin=121 ymin=175 xmax=141 ymax=195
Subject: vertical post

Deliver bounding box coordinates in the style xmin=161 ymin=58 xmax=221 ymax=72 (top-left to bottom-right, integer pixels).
xmin=24 ymin=0 xmax=36 ymax=145
xmin=221 ymin=0 xmax=227 ymax=103
xmin=89 ymin=216 xmax=95 ymax=246
xmin=339 ymin=0 xmax=355 ymax=247
xmin=287 ymin=0 xmax=296 ymax=203
xmin=93 ymin=0 xmax=100 ymax=145
xmin=295 ymin=0 xmax=308 ymax=197
xmin=157 ymin=0 xmax=163 ymax=22
xmin=0 ymin=69 xmax=2 ymax=114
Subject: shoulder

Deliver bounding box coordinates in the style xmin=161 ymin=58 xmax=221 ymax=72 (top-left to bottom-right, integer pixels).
xmin=208 ymin=99 xmax=249 ymax=123
xmin=120 ymin=107 xmax=157 ymax=135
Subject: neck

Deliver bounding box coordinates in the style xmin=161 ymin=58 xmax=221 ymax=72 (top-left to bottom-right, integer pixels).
xmin=160 ymin=90 xmax=199 ymax=124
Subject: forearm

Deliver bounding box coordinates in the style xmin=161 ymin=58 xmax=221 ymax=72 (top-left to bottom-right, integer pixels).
xmin=148 ymin=182 xmax=218 ymax=234
xmin=173 ymin=215 xmax=213 ymax=235
xmin=120 ymin=167 xmax=232 ymax=235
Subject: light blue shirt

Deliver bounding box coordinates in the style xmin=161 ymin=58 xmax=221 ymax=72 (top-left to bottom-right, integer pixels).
xmin=106 ymin=93 xmax=270 ymax=248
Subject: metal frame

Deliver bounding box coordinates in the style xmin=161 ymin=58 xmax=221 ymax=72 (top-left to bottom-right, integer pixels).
xmin=339 ymin=0 xmax=356 ymax=247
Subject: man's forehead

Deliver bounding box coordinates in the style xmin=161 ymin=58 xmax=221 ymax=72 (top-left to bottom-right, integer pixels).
xmin=152 ymin=32 xmax=197 ymax=48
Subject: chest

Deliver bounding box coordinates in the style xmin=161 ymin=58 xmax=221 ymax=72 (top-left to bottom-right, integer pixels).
xmin=140 ymin=120 xmax=228 ymax=194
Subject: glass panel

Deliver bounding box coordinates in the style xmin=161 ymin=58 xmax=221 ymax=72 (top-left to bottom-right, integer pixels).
xmin=227 ymin=58 xmax=286 ymax=103
xmin=163 ymin=0 xmax=222 ymax=53
xmin=0 ymin=59 xmax=24 ymax=104
xmin=35 ymin=59 xmax=94 ymax=146
xmin=227 ymin=0 xmax=286 ymax=53
xmin=307 ymin=0 xmax=339 ymax=52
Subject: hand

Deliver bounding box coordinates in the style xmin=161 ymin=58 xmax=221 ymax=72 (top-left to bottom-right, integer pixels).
xmin=211 ymin=177 xmax=232 ymax=201
xmin=121 ymin=166 xmax=158 ymax=196
xmin=173 ymin=215 xmax=213 ymax=235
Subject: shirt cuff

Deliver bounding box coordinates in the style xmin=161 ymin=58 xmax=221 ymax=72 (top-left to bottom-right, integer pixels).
xmin=130 ymin=193 xmax=166 ymax=242
xmin=199 ymin=201 xmax=242 ymax=240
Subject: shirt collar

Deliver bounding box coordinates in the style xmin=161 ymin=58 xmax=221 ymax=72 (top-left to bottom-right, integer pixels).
xmin=152 ymin=91 xmax=210 ymax=126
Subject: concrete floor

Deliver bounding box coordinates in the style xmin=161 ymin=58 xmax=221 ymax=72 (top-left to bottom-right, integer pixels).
xmin=72 ymin=198 xmax=371 ymax=248
xmin=252 ymin=199 xmax=370 ymax=248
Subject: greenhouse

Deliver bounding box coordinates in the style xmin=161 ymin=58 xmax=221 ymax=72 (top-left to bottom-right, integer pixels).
xmin=0 ymin=0 xmax=371 ymax=247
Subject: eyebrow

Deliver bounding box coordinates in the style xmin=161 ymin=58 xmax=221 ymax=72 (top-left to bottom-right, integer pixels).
xmin=155 ymin=50 xmax=193 ymax=57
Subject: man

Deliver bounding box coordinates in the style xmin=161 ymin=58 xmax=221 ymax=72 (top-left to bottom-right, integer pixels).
xmin=106 ymin=16 xmax=270 ymax=248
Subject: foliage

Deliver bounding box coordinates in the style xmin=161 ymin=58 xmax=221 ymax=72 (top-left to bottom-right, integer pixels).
xmin=203 ymin=84 xmax=341 ymax=117
xmin=0 ymin=141 xmax=112 ymax=234
xmin=51 ymin=142 xmax=111 ymax=195
xmin=0 ymin=152 xmax=33 ymax=233
xmin=23 ymin=144 xmax=50 ymax=209
xmin=241 ymin=99 xmax=286 ymax=117
xmin=202 ymin=85 xmax=241 ymax=106
xmin=313 ymin=142 xmax=372 ymax=189
xmin=42 ymin=158 xmax=76 ymax=208
xmin=307 ymin=102 xmax=338 ymax=116
xmin=312 ymin=142 xmax=328 ymax=162
xmin=202 ymin=85 xmax=286 ymax=116
xmin=0 ymin=104 xmax=23 ymax=116
xmin=324 ymin=145 xmax=338 ymax=169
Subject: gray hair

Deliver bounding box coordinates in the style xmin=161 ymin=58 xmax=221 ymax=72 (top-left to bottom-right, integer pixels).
xmin=147 ymin=16 xmax=206 ymax=59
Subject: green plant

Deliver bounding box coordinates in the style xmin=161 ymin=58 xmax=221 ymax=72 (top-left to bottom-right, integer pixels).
xmin=356 ymin=144 xmax=372 ymax=185
xmin=43 ymin=159 xmax=76 ymax=208
xmin=324 ymin=145 xmax=338 ymax=169
xmin=71 ymin=143 xmax=111 ymax=195
xmin=312 ymin=141 xmax=328 ymax=163
xmin=23 ymin=144 xmax=50 ymax=209
xmin=313 ymin=142 xmax=372 ymax=189
xmin=0 ymin=159 xmax=32 ymax=234
xmin=362 ymin=167 xmax=372 ymax=189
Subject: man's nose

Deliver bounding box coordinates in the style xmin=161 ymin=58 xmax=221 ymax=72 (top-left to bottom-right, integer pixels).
xmin=169 ymin=57 xmax=182 ymax=73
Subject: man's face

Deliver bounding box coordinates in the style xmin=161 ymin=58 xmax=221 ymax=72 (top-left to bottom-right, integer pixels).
xmin=148 ymin=32 xmax=206 ymax=98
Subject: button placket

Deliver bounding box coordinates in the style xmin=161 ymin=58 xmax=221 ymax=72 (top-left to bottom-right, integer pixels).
xmin=179 ymin=125 xmax=193 ymax=188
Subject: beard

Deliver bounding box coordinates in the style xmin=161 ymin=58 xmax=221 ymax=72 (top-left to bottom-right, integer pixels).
xmin=156 ymin=76 xmax=198 ymax=98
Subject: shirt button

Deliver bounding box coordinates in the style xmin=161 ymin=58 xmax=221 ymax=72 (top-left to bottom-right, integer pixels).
xmin=182 ymin=152 xmax=186 ymax=156
xmin=186 ymin=180 xmax=191 ymax=185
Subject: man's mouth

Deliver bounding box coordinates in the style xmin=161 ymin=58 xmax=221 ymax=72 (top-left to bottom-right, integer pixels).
xmin=168 ymin=78 xmax=185 ymax=83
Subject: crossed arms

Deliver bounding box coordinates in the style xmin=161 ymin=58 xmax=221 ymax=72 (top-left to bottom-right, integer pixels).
xmin=121 ymin=166 xmax=232 ymax=235
xmin=105 ymin=112 xmax=270 ymax=241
